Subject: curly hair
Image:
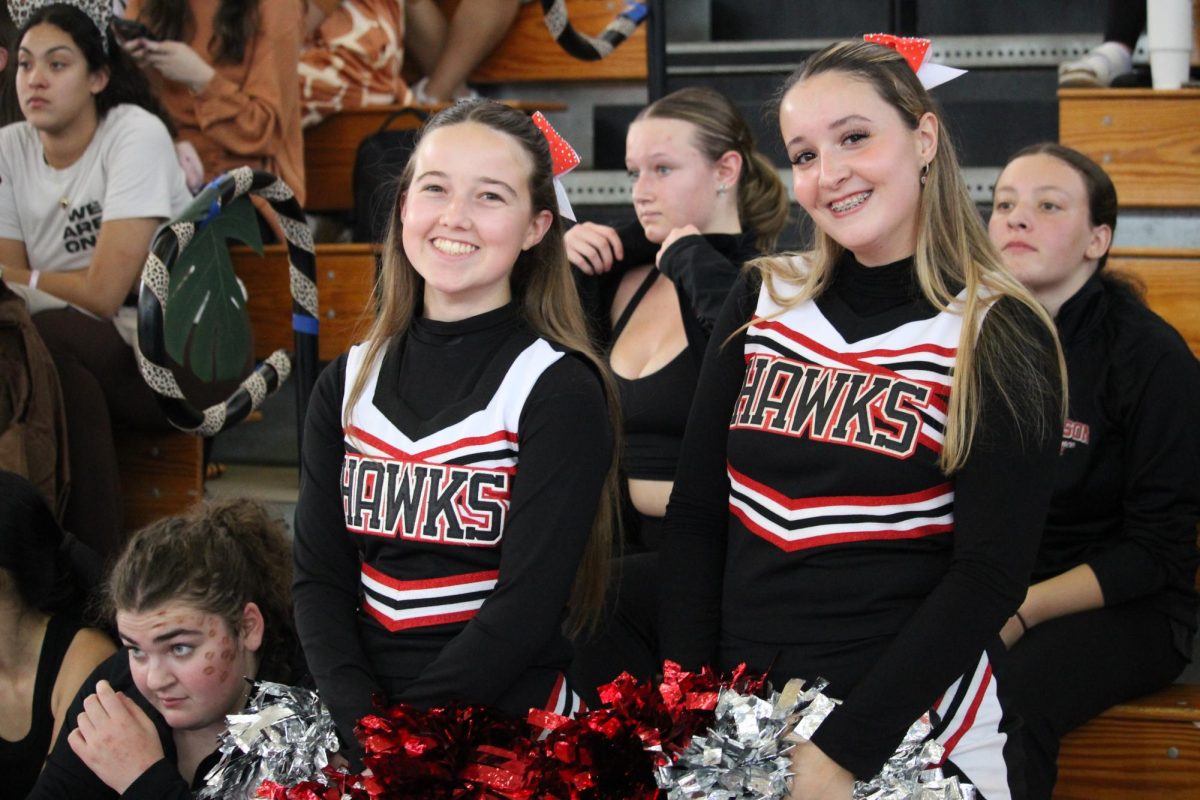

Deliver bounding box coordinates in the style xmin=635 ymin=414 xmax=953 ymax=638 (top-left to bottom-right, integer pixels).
xmin=105 ymin=498 xmax=299 ymax=682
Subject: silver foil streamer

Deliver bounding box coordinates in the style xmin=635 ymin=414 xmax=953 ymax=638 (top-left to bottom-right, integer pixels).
xmin=198 ymin=680 xmax=341 ymax=800
xmin=655 ymin=678 xmax=975 ymax=800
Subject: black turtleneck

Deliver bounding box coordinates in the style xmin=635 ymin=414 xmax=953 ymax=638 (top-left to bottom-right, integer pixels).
xmin=659 ymin=252 xmax=1063 ymax=779
xmin=816 ymin=251 xmax=935 ymax=341
xmin=1038 ymin=273 xmax=1199 ymax=652
xmin=294 ymin=304 xmax=612 ymax=753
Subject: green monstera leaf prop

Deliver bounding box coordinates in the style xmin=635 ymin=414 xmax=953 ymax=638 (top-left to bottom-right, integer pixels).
xmin=164 ymin=188 xmax=264 ymax=383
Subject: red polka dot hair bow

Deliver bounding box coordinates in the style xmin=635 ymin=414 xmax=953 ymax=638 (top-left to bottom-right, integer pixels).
xmin=532 ymin=111 xmax=581 ymax=221
xmin=863 ymin=33 xmax=966 ymax=89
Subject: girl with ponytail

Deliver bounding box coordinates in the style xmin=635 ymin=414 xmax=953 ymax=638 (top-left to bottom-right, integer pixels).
xmin=566 ymin=86 xmax=788 ymax=552
xmin=565 ymin=86 xmax=789 ymax=696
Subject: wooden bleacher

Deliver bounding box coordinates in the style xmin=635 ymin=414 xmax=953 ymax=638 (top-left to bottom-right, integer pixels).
xmin=235 ymin=243 xmax=377 ymax=361
xmin=1058 ymin=89 xmax=1200 ymax=208
xmin=1108 ymin=249 xmax=1200 ymax=358
xmin=463 ymin=0 xmax=648 ymax=84
xmin=303 ymin=0 xmax=645 ymax=212
xmin=1054 ymin=82 xmax=1200 ymax=797
xmin=116 ymin=430 xmax=203 ymax=532
xmin=304 ymin=100 xmax=563 ymax=213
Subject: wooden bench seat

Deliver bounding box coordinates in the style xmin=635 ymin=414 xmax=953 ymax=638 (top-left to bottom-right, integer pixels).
xmin=462 ymin=0 xmax=647 ymax=85
xmin=1059 ymin=88 xmax=1200 ymax=208
xmin=304 ymin=100 xmax=565 ymax=213
xmin=1109 ymin=249 xmax=1200 ymax=357
xmin=1052 ymin=248 xmax=1200 ymax=798
xmin=115 ymin=429 xmax=204 ymax=532
xmin=233 ymin=242 xmax=378 ymax=361
xmin=1055 ymin=685 xmax=1200 ymax=798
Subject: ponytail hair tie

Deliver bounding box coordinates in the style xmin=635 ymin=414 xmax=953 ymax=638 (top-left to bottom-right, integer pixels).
xmin=531 ymin=111 xmax=581 ymax=221
xmin=863 ymin=33 xmax=967 ymax=89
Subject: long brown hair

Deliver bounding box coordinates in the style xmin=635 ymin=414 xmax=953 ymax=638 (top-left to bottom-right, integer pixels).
xmin=344 ymin=100 xmax=621 ymax=633
xmin=137 ymin=0 xmax=258 ymax=64
xmin=636 ymin=86 xmax=789 ymax=251
xmin=758 ymin=40 xmax=1066 ymax=472
xmin=106 ymin=498 xmax=298 ymax=682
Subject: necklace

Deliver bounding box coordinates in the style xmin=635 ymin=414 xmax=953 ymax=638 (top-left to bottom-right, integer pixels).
xmin=42 ymin=152 xmax=72 ymax=209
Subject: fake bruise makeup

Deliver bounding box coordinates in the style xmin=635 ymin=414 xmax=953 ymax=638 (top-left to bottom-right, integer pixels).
xmin=117 ymin=601 xmax=262 ymax=734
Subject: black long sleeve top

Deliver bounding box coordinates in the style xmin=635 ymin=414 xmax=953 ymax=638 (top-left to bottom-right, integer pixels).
xmin=580 ymin=219 xmax=759 ymax=344
xmin=658 ymin=254 xmax=1062 ymax=778
xmin=27 ymin=650 xmax=292 ymax=800
xmin=292 ymin=305 xmax=612 ymax=753
xmin=1038 ymin=273 xmax=1200 ymax=654
xmin=574 ymin=220 xmax=758 ymax=484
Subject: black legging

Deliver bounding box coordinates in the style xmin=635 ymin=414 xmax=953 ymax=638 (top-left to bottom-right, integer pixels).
xmin=1003 ymin=596 xmax=1189 ymax=799
xmin=569 ymin=511 xmax=662 ymax=702
xmin=33 ymin=308 xmax=171 ymax=560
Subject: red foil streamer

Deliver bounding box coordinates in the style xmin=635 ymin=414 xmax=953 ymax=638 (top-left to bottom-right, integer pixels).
xmin=261 ymin=663 xmax=771 ymax=799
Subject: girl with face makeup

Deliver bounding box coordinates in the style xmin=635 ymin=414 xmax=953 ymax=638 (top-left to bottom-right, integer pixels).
xmin=27 ymin=498 xmax=300 ymax=799
xmin=293 ymin=100 xmax=620 ymax=760
xmin=658 ymin=41 xmax=1067 ymax=800
xmin=989 ymin=143 xmax=1200 ymax=800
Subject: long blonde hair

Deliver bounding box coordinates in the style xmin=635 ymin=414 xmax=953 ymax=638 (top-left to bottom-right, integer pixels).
xmin=756 ymin=40 xmax=1065 ymax=472
xmin=344 ymin=100 xmax=620 ymax=633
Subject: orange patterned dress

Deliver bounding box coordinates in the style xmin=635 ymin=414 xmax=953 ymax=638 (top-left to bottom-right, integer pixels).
xmin=300 ymin=0 xmax=411 ymax=128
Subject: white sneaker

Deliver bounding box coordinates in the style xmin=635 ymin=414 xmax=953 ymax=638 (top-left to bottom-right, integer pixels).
xmin=411 ymin=76 xmax=481 ymax=105
xmin=1059 ymin=42 xmax=1134 ymax=88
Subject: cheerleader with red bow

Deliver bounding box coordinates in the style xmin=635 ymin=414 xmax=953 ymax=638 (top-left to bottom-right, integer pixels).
xmin=292 ymin=100 xmax=621 ymax=762
xmin=657 ymin=38 xmax=1066 ymax=800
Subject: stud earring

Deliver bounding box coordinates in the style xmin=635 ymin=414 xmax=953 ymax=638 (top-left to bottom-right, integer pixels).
xmin=920 ymin=163 xmax=930 ymax=186
xmin=717 ymin=183 xmax=727 ymax=196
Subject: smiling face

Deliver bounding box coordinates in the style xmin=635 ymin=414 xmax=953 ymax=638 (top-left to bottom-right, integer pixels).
xmin=780 ymin=71 xmax=937 ymax=266
xmin=400 ymin=121 xmax=553 ymax=320
xmin=117 ymin=600 xmax=263 ymax=734
xmin=16 ymin=22 xmax=107 ymax=137
xmin=989 ymin=153 xmax=1111 ymax=315
xmin=625 ymin=117 xmax=735 ymax=243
